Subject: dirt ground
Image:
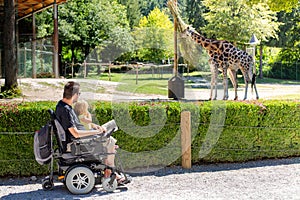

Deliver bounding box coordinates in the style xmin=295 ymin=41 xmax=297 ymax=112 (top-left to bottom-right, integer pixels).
xmin=0 ymin=78 xmax=299 ymax=102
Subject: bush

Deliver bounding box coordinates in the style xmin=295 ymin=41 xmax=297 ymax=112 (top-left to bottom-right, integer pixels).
xmin=266 ymin=62 xmax=300 ymax=80
xmin=0 ymin=100 xmax=299 ymax=177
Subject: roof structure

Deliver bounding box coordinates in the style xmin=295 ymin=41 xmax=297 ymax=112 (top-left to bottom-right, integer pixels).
xmin=0 ymin=0 xmax=67 ymax=20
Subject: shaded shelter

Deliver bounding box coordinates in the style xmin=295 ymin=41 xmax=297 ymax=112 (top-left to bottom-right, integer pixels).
xmin=0 ymin=0 xmax=67 ymax=79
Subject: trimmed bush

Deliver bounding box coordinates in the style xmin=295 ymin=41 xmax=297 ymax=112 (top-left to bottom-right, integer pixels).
xmin=0 ymin=100 xmax=299 ymax=176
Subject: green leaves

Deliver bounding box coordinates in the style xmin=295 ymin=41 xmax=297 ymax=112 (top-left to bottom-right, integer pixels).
xmin=202 ymin=0 xmax=280 ymax=43
xmin=1 ymin=100 xmax=300 ymax=176
xmin=133 ymin=7 xmax=174 ymax=63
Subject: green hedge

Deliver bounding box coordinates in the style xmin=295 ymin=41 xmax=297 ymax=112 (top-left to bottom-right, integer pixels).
xmin=0 ymin=100 xmax=299 ymax=177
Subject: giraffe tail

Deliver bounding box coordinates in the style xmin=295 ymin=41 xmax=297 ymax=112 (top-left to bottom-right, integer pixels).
xmin=251 ymin=74 xmax=256 ymax=91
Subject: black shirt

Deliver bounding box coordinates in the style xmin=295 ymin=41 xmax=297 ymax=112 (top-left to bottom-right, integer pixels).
xmin=55 ymin=100 xmax=85 ymax=144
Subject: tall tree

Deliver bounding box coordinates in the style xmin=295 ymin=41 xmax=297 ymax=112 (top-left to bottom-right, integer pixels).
xmin=267 ymin=3 xmax=300 ymax=48
xmin=2 ymin=0 xmax=18 ymax=93
xmin=139 ymin=0 xmax=166 ymax=16
xmin=185 ymin=0 xmax=207 ymax=30
xmin=202 ymin=0 xmax=280 ymax=44
xmin=134 ymin=7 xmax=174 ymax=63
xmin=36 ymin=0 xmax=133 ymax=65
xmin=247 ymin=0 xmax=299 ymax=12
xmin=271 ymin=2 xmax=300 ymax=63
xmin=118 ymin=0 xmax=142 ymax=28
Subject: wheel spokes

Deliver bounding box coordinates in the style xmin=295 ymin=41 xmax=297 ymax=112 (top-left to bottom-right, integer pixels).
xmin=72 ymin=172 xmax=90 ymax=189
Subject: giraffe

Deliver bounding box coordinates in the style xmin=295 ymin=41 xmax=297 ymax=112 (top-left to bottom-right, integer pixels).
xmin=167 ymin=0 xmax=259 ymax=100
xmin=185 ymin=27 xmax=259 ymax=100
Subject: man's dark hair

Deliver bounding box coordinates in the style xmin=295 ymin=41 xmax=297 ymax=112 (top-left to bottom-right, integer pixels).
xmin=63 ymin=81 xmax=80 ymax=99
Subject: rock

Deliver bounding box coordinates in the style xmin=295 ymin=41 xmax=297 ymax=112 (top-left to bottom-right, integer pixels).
xmin=30 ymin=176 xmax=37 ymax=181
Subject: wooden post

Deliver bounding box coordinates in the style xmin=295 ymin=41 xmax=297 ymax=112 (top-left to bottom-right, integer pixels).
xmin=84 ymin=60 xmax=87 ymax=78
xmin=32 ymin=13 xmax=36 ymax=78
xmin=136 ymin=64 xmax=138 ymax=85
xmin=174 ymin=0 xmax=178 ymax=76
xmin=24 ymin=46 xmax=26 ymax=77
xmin=53 ymin=1 xmax=59 ymax=78
xmin=181 ymin=111 xmax=191 ymax=169
xmin=71 ymin=58 xmax=74 ymax=78
xmin=108 ymin=62 xmax=112 ymax=81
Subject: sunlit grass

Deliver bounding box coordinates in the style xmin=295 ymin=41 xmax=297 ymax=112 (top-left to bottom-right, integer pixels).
xmin=83 ymin=71 xmax=300 ymax=98
xmin=265 ymin=94 xmax=300 ymax=100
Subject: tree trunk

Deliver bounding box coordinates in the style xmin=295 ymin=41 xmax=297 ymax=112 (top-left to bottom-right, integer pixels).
xmin=2 ymin=0 xmax=18 ymax=91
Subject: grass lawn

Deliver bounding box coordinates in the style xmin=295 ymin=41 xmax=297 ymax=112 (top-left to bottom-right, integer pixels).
xmin=84 ymin=71 xmax=300 ymax=98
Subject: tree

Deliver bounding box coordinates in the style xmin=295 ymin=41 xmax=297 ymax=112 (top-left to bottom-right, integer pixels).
xmin=247 ymin=0 xmax=299 ymax=12
xmin=1 ymin=0 xmax=19 ymax=96
xmin=202 ymin=0 xmax=280 ymax=45
xmin=35 ymin=0 xmax=132 ymax=66
xmin=138 ymin=0 xmax=166 ymax=16
xmin=267 ymin=3 xmax=300 ymax=48
xmin=118 ymin=0 xmax=142 ymax=29
xmin=185 ymin=0 xmax=207 ymax=30
xmin=133 ymin=7 xmax=174 ymax=63
xmin=266 ymin=2 xmax=300 ymax=80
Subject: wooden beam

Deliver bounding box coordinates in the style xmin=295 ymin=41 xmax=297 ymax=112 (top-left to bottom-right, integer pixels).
xmin=181 ymin=111 xmax=192 ymax=169
xmin=53 ymin=0 xmax=59 ymax=78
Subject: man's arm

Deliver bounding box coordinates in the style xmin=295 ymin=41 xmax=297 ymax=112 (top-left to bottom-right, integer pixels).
xmin=68 ymin=126 xmax=104 ymax=138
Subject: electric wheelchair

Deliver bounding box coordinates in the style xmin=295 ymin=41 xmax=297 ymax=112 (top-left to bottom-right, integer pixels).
xmin=40 ymin=109 xmax=131 ymax=194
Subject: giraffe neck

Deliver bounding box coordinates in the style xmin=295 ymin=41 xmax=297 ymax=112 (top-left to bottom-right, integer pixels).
xmin=189 ymin=30 xmax=222 ymax=55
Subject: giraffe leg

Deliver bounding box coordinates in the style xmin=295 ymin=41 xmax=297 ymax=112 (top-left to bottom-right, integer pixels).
xmin=228 ymin=69 xmax=238 ymax=100
xmin=213 ymin=73 xmax=218 ymax=100
xmin=209 ymin=60 xmax=218 ymax=100
xmin=243 ymin=73 xmax=250 ymax=100
xmin=222 ymin=68 xmax=229 ymax=100
xmin=244 ymin=82 xmax=249 ymax=100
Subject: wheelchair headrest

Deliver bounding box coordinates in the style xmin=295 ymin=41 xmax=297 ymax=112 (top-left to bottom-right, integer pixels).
xmin=48 ymin=109 xmax=56 ymax=120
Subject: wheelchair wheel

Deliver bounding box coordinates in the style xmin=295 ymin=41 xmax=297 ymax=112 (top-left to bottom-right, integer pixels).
xmin=102 ymin=178 xmax=117 ymax=192
xmin=42 ymin=176 xmax=54 ymax=191
xmin=65 ymin=166 xmax=95 ymax=194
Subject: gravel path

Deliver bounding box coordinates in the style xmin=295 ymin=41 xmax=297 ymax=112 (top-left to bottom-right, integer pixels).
xmin=1 ymin=78 xmax=299 ymax=102
xmin=1 ymin=157 xmax=300 ymax=200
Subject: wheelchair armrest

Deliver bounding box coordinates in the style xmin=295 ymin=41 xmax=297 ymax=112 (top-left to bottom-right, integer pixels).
xmin=74 ymin=134 xmax=100 ymax=141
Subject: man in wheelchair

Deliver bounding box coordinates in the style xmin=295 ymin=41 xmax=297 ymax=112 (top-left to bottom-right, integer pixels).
xmin=55 ymin=81 xmax=127 ymax=186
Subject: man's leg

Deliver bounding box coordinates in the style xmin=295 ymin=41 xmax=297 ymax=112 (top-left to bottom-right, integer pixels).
xmin=104 ymin=137 xmax=117 ymax=178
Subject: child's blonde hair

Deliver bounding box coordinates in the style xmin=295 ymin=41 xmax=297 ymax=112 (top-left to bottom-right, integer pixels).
xmin=74 ymin=100 xmax=90 ymax=116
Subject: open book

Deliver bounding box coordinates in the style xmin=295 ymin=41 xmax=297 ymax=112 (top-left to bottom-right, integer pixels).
xmin=101 ymin=120 xmax=118 ymax=137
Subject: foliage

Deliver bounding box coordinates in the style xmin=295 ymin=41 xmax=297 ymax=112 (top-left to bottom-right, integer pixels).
xmin=201 ymin=0 xmax=280 ymax=44
xmin=37 ymin=0 xmax=132 ymax=64
xmin=247 ymin=0 xmax=299 ymax=12
xmin=1 ymin=100 xmax=300 ymax=176
xmin=184 ymin=0 xmax=207 ymax=29
xmin=267 ymin=4 xmax=300 ymax=48
xmin=133 ymin=7 xmax=174 ymax=63
xmin=0 ymin=85 xmax=22 ymax=99
xmin=138 ymin=0 xmax=167 ymax=16
xmin=117 ymin=0 xmax=142 ymax=28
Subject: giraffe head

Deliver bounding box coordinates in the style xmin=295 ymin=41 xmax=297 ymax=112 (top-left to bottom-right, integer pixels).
xmin=180 ymin=26 xmax=193 ymax=38
xmin=243 ymin=55 xmax=256 ymax=86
